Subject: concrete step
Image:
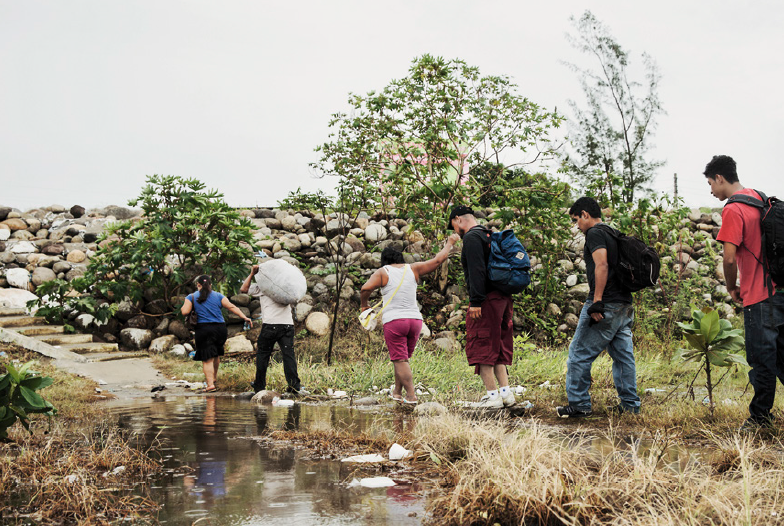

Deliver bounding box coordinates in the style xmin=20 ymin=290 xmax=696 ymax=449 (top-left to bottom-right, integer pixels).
xmin=36 ymin=333 xmax=94 ymax=345
xmin=88 ymin=351 xmax=149 ymax=362
xmin=0 ymin=308 xmax=27 ymax=317
xmin=16 ymin=325 xmax=66 ymax=336
xmin=0 ymin=315 xmax=49 ymax=328
xmin=58 ymin=342 xmax=120 ymax=354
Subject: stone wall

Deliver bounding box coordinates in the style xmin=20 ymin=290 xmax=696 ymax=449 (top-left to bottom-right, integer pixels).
xmin=0 ymin=204 xmax=735 ymax=353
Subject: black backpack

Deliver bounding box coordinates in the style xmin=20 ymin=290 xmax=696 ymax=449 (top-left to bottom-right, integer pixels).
xmin=725 ymin=190 xmax=784 ymax=294
xmin=595 ymin=224 xmax=660 ymax=292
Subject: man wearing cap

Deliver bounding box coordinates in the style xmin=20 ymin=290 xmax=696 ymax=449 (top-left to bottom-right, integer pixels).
xmin=448 ymin=205 xmax=516 ymax=409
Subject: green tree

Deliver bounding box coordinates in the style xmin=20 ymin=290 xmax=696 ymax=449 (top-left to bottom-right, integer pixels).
xmin=280 ymin=180 xmax=373 ymax=365
xmin=87 ymin=175 xmax=258 ymax=307
xmin=312 ymin=54 xmax=563 ymax=243
xmin=29 ymin=176 xmax=258 ymax=321
xmin=564 ymin=11 xmax=665 ymax=203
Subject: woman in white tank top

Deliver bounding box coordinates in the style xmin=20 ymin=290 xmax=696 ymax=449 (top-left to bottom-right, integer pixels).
xmin=360 ymin=234 xmax=460 ymax=404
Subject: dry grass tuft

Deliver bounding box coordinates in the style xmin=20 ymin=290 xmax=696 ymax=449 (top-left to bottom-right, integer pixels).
xmin=412 ymin=413 xmax=784 ymax=526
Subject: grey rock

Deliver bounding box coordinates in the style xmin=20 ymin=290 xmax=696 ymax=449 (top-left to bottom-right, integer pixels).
xmin=353 ymin=397 xmax=380 ymax=406
xmin=120 ymin=328 xmax=154 ymax=350
xmin=168 ymin=319 xmax=191 ymax=340
xmin=149 ymin=335 xmax=178 ymax=353
xmin=414 ymin=401 xmax=447 ymax=415
xmin=31 ymin=267 xmax=56 ymax=286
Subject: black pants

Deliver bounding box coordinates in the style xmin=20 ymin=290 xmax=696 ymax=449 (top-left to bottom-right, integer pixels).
xmin=253 ymin=324 xmax=301 ymax=392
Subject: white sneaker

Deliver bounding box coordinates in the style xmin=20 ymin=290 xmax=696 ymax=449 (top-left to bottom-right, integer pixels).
xmin=502 ymin=392 xmax=516 ymax=407
xmin=471 ymin=395 xmax=504 ymax=409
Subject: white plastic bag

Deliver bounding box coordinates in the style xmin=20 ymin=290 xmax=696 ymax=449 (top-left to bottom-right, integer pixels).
xmin=254 ymin=259 xmax=307 ymax=305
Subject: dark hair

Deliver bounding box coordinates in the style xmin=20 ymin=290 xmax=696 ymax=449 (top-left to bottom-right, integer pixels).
xmin=380 ymin=247 xmax=405 ymax=266
xmin=703 ymin=155 xmax=739 ymax=183
xmin=196 ymin=275 xmax=212 ymax=303
xmin=568 ymin=197 xmax=602 ymax=219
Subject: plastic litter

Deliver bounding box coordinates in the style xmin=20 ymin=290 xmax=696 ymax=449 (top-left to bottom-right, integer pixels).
xmin=348 ymin=476 xmax=396 ymax=488
xmin=331 ymin=390 xmax=348 ymax=398
xmin=388 ymin=443 xmax=412 ymax=460
xmin=513 ymin=385 xmax=527 ymax=395
xmin=341 ymin=454 xmax=385 ymax=463
xmin=273 ymin=399 xmax=295 ymax=407
xmin=519 ymin=400 xmax=534 ymax=410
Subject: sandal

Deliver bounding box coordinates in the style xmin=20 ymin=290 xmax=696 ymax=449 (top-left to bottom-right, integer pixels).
xmin=389 ymin=393 xmax=403 ymax=402
xmin=202 ymin=386 xmax=218 ymax=393
xmin=401 ymin=399 xmax=418 ymax=406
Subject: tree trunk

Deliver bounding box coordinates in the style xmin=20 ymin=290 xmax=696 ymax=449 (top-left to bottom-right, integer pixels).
xmin=705 ymin=358 xmax=715 ymax=417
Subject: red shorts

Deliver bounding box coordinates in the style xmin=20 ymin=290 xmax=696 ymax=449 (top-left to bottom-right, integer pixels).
xmin=465 ymin=290 xmax=514 ymax=373
xmin=383 ymin=318 xmax=423 ymax=361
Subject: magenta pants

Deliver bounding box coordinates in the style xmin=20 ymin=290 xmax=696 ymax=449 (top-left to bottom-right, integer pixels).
xmin=383 ymin=318 xmax=423 ymax=361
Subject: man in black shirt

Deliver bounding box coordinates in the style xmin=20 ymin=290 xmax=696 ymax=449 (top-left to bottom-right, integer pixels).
xmin=448 ymin=205 xmax=515 ymax=409
xmin=556 ymin=197 xmax=640 ymax=418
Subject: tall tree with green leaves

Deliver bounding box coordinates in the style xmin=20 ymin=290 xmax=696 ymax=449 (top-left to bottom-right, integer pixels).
xmin=564 ymin=11 xmax=665 ymax=204
xmin=312 ymin=54 xmax=564 ymax=242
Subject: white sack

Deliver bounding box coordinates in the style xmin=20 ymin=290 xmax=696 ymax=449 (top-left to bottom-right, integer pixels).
xmin=254 ymin=259 xmax=307 ymax=305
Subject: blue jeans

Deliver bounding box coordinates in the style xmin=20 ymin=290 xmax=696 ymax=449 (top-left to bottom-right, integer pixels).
xmin=743 ymin=292 xmax=784 ymax=422
xmin=566 ymin=301 xmax=640 ymax=411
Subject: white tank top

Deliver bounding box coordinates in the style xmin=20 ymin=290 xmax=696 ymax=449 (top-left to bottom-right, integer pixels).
xmin=380 ymin=264 xmax=422 ymax=324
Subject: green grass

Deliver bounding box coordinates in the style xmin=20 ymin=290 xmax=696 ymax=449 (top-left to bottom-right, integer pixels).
xmin=152 ymin=324 xmax=773 ymax=439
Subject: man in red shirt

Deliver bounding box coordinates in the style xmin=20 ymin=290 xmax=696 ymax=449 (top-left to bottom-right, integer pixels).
xmin=704 ymin=155 xmax=784 ymax=430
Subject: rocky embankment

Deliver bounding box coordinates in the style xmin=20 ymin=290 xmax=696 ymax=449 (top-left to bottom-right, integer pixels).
xmin=0 ymin=204 xmax=734 ymax=355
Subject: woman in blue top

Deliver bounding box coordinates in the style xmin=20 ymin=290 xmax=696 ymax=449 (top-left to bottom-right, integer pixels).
xmin=181 ymin=275 xmax=252 ymax=392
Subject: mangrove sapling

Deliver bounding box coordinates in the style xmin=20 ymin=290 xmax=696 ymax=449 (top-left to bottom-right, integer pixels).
xmin=677 ymin=306 xmax=747 ymax=416
xmin=0 ymin=360 xmax=56 ymax=441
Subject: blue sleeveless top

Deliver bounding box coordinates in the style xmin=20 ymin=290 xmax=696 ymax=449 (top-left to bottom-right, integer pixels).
xmin=188 ymin=292 xmax=226 ymax=324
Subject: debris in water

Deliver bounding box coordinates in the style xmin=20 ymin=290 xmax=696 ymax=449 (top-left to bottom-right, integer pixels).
xmin=388 ymin=443 xmax=412 ymax=460
xmin=274 ymin=399 xmax=295 ymax=407
xmin=341 ymin=454 xmax=385 ymax=463
xmin=348 ymin=476 xmax=396 ymax=488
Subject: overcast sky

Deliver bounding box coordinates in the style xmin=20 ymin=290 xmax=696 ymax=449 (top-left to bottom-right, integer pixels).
xmin=1 ymin=1 xmax=781 ymax=211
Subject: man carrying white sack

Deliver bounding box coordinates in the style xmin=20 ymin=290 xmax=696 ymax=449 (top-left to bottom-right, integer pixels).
xmin=240 ymin=264 xmax=309 ymax=395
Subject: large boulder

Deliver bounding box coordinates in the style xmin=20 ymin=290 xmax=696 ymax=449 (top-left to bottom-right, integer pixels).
xmin=1 ymin=218 xmax=27 ymax=231
xmin=254 ymin=258 xmax=307 ymax=305
xmin=168 ymin=319 xmax=191 ymax=340
xmin=0 ymin=288 xmax=37 ymax=309
xmin=10 ymin=241 xmax=37 ymax=254
xmin=5 ymin=268 xmax=31 ymax=289
xmin=149 ymin=335 xmax=178 ymax=353
xmin=305 ymin=311 xmax=331 ymax=336
xmin=101 ymin=205 xmax=140 ymax=220
xmin=120 ymin=328 xmax=154 ymax=350
xmin=31 ymin=267 xmax=57 ymax=287
xmin=364 ymin=223 xmax=388 ymax=243
xmin=224 ymin=334 xmax=253 ymax=353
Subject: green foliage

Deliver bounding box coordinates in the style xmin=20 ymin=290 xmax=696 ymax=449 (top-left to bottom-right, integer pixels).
xmin=89 ymin=175 xmax=257 ymax=304
xmin=564 ymin=10 xmax=665 ymax=203
xmin=27 ymin=278 xmax=115 ymax=325
xmin=29 ymin=176 xmax=258 ymax=322
xmin=677 ymin=306 xmax=746 ymax=415
xmin=0 ymin=361 xmax=56 ymax=440
xmin=311 ymin=54 xmax=563 ymax=244
xmin=490 ymin=167 xmax=574 ymax=339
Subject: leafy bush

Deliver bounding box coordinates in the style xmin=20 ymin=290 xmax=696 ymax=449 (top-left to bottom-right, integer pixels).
xmin=677 ymin=306 xmax=746 ymax=415
xmin=0 ymin=361 xmax=56 ymax=440
xmin=29 ymin=175 xmax=258 ymax=321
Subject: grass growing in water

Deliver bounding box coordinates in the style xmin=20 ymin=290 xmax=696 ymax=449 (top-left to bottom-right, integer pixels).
xmin=0 ymin=343 xmax=161 ymax=523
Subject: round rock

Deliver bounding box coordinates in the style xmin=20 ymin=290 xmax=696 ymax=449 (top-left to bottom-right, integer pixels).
xmin=305 ymin=311 xmax=331 ymax=336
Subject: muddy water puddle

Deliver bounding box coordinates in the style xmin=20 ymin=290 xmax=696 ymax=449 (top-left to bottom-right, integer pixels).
xmin=110 ymin=396 xmax=425 ymax=525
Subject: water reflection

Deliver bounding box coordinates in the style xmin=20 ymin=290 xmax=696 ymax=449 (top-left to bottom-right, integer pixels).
xmin=111 ymin=397 xmax=425 ymax=525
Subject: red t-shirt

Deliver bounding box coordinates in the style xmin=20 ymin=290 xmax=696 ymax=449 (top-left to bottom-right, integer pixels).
xmin=717 ymin=188 xmax=776 ymax=306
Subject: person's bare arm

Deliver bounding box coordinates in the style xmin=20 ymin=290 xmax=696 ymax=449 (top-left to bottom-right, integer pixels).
xmin=360 ymin=269 xmax=385 ymax=311
xmin=239 ymin=265 xmax=259 ymax=294
xmin=181 ymin=296 xmax=193 ymax=315
xmin=411 ymin=233 xmax=460 ymax=280
xmin=221 ymin=296 xmax=252 ymax=323
xmin=723 ymin=242 xmax=741 ymax=303
xmin=590 ymin=248 xmax=609 ymax=322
